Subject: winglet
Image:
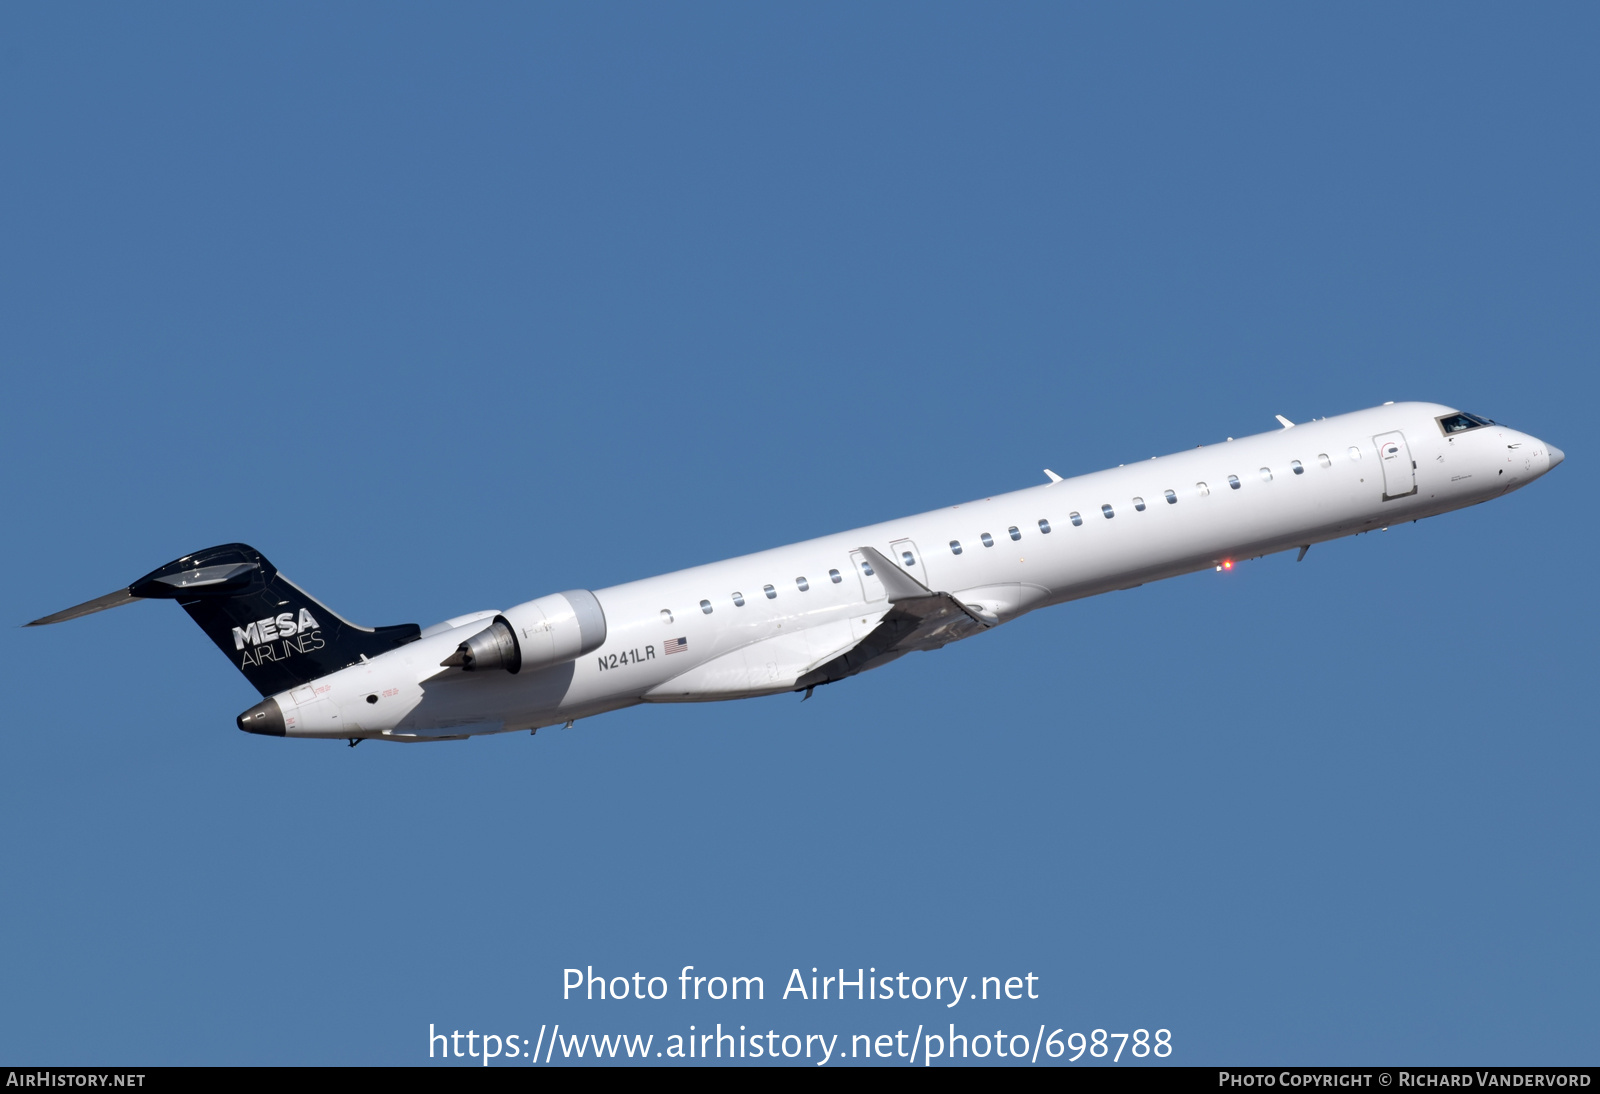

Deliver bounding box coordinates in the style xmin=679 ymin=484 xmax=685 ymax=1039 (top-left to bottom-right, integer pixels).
xmin=856 ymin=546 xmax=934 ymax=602
xmin=1043 ymin=469 xmax=1063 ymax=484
xmin=1275 ymin=415 xmax=1295 ymax=429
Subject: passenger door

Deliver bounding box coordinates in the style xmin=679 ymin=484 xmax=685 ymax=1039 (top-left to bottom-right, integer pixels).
xmin=1374 ymin=431 xmax=1417 ymax=500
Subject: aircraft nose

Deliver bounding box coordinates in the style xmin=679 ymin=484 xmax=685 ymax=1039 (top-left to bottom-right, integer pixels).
xmin=1548 ymin=444 xmax=1565 ymax=470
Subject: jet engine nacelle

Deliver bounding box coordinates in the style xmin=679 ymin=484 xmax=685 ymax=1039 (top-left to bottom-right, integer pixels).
xmin=441 ymin=589 xmax=607 ymax=674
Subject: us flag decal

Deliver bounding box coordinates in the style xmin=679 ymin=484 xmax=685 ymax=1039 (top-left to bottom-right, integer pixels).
xmin=664 ymin=637 xmax=688 ymax=655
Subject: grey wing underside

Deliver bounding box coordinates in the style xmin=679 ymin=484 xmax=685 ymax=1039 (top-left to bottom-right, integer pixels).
xmin=796 ymin=546 xmax=990 ymax=691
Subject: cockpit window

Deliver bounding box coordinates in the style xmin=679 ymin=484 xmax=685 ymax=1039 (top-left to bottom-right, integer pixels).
xmin=1438 ymin=411 xmax=1495 ymax=435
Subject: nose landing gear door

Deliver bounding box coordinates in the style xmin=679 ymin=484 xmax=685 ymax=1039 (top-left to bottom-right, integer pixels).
xmin=1375 ymin=431 xmax=1418 ymax=501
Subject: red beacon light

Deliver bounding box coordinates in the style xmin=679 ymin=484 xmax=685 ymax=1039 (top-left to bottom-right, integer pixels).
xmin=1216 ymin=559 xmax=1234 ymax=571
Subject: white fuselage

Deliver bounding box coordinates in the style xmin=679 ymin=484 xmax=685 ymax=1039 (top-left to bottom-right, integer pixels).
xmin=274 ymin=402 xmax=1562 ymax=741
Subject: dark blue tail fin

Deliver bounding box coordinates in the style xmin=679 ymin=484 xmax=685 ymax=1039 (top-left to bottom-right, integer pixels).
xmin=29 ymin=543 xmax=419 ymax=696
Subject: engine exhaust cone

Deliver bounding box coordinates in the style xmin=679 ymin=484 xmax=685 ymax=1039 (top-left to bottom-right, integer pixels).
xmin=441 ymin=619 xmax=520 ymax=673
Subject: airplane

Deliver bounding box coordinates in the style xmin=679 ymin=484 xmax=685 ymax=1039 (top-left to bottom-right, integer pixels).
xmin=27 ymin=401 xmax=1563 ymax=745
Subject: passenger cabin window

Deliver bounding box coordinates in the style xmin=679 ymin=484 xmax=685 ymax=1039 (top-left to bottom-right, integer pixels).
xmin=1438 ymin=411 xmax=1494 ymax=435
xmin=949 ymin=540 xmax=962 ymax=555
xmin=796 ymin=576 xmax=809 ymax=591
xmin=732 ymin=592 xmax=745 ymax=607
xmin=829 ymin=569 xmax=842 ymax=583
xmin=1348 ymin=447 xmax=1362 ymax=461
xmin=1318 ymin=453 xmax=1331 ymax=468
xmin=1259 ymin=468 xmax=1272 ymax=482
xmin=1228 ymin=475 xmax=1241 ymax=490
xmin=660 ymin=609 xmax=674 ymax=624
xmin=860 ymin=559 xmax=875 ymax=576
xmin=1102 ymin=503 xmax=1115 ymax=519
xmin=1008 ymin=526 xmax=1021 ymax=541
xmin=899 ymin=551 xmax=915 ymax=569
xmin=981 ymin=532 xmax=994 ymax=547
xmin=1038 ymin=519 xmax=1051 ymax=533
xmin=763 ymin=585 xmax=777 ymax=599
xmin=1197 ymin=482 xmax=1210 ymax=496
xmin=1164 ymin=490 xmax=1177 ymax=504
xmin=1069 ymin=512 xmax=1082 ymax=526
xmin=1133 ymin=497 xmax=1146 ymax=511
xmin=700 ymin=600 xmax=713 ymax=615
xmin=1291 ymin=460 xmax=1304 ymax=475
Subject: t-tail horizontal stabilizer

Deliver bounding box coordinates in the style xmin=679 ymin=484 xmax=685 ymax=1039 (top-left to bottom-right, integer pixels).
xmin=26 ymin=543 xmax=420 ymax=696
xmin=25 ymin=587 xmax=142 ymax=627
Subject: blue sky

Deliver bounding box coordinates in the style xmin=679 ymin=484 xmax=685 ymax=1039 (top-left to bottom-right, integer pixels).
xmin=1 ymin=3 xmax=1593 ymax=1066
